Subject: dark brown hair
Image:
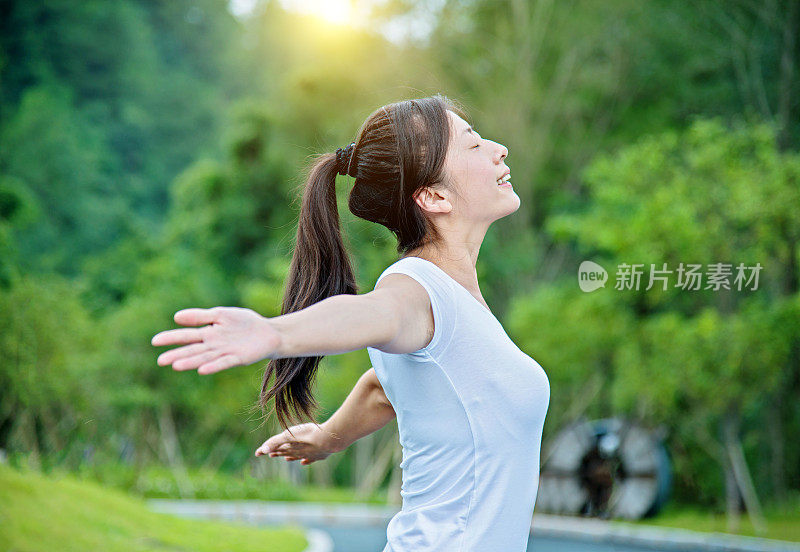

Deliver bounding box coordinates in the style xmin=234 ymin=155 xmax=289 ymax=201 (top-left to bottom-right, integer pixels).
xmin=259 ymin=94 xmax=469 ymax=431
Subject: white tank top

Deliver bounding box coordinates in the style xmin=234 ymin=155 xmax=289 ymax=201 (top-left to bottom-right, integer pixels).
xmin=366 ymin=256 xmax=550 ymax=552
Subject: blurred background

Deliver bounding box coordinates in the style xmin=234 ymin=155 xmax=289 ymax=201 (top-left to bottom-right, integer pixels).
xmin=1 ymin=0 xmax=799 ymax=550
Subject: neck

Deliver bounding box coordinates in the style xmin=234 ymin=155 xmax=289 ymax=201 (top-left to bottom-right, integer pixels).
xmin=404 ymin=226 xmax=488 ymax=291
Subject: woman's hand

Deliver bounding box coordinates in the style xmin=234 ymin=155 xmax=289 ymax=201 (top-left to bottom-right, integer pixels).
xmin=255 ymin=422 xmax=339 ymax=465
xmin=152 ymin=307 xmax=280 ymax=375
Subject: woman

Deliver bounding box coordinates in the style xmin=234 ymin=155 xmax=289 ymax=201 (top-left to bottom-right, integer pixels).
xmin=152 ymin=94 xmax=550 ymax=551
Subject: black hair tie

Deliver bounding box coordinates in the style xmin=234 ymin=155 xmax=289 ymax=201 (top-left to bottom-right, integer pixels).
xmin=335 ymin=141 xmax=358 ymax=177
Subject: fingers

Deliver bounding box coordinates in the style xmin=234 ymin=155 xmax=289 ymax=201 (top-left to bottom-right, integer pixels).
xmin=197 ymin=353 xmax=241 ymax=375
xmin=271 ymin=453 xmax=303 ymax=462
xmin=255 ymin=441 xmax=296 ymax=458
xmin=254 ymin=446 xmax=294 ymax=460
xmin=173 ymin=350 xmax=227 ymax=371
xmin=255 ymin=450 xmax=284 ymax=458
xmin=254 ymin=444 xmax=312 ymax=464
xmin=256 ymin=439 xmax=288 ymax=456
xmin=152 ymin=328 xmax=204 ymax=347
xmin=256 ymin=440 xmax=280 ymax=456
xmin=174 ymin=308 xmax=219 ymax=326
xmin=157 ymin=343 xmax=208 ymax=367
xmin=261 ymin=431 xmax=290 ymax=453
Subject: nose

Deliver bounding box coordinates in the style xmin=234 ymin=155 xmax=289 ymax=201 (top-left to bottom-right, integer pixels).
xmin=496 ymin=142 xmax=508 ymax=162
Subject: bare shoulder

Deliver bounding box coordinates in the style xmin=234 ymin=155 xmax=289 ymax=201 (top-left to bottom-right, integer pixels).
xmin=364 ymin=273 xmax=434 ymax=354
xmin=373 ymin=272 xmax=428 ymax=301
xmin=371 ymin=273 xmax=433 ymax=319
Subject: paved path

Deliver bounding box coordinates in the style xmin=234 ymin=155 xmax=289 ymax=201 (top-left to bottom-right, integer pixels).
xmin=147 ymin=499 xmax=800 ymax=552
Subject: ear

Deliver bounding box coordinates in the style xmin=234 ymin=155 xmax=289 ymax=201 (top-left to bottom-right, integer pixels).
xmin=412 ymin=185 xmax=453 ymax=214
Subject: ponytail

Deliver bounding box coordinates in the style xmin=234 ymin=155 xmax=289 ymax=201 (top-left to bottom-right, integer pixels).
xmin=258 ymin=154 xmax=358 ymax=431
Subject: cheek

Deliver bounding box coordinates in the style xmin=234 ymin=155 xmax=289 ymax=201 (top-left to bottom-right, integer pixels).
xmin=477 ymin=165 xmax=497 ymax=190
xmin=462 ymin=155 xmax=493 ymax=179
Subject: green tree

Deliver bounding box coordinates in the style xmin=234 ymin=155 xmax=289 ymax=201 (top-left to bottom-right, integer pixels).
xmin=543 ymin=117 xmax=800 ymax=527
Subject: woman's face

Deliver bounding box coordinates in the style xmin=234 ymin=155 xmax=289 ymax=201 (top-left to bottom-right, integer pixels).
xmin=439 ymin=109 xmax=519 ymax=223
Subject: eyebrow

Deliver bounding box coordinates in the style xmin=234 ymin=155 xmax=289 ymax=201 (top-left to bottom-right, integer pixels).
xmin=462 ymin=126 xmax=476 ymax=135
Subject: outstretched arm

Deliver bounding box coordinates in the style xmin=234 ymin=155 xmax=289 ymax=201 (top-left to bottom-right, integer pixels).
xmin=255 ymin=367 xmax=395 ymax=464
xmin=151 ymin=273 xmax=434 ymax=374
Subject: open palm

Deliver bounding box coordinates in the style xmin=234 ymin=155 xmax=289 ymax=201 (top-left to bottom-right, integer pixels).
xmin=151 ymin=307 xmax=280 ymax=374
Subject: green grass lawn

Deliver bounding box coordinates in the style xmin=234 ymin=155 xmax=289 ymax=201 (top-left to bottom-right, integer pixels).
xmin=614 ymin=501 xmax=800 ymax=543
xmin=0 ymin=463 xmax=308 ymax=552
xmin=8 ymin=455 xmax=798 ymax=547
xmin=70 ymin=460 xmax=390 ymax=505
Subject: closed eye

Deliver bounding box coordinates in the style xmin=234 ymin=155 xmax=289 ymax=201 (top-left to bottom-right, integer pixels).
xmin=471 ymin=143 xmax=480 ymax=149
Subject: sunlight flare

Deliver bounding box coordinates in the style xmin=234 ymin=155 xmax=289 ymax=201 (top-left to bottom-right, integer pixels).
xmin=281 ymin=0 xmax=355 ymax=26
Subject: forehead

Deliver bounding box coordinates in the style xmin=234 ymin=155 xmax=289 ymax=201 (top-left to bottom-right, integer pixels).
xmin=446 ymin=110 xmax=472 ymax=139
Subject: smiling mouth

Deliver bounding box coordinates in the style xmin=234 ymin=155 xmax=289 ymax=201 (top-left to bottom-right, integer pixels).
xmin=497 ymin=173 xmax=511 ymax=186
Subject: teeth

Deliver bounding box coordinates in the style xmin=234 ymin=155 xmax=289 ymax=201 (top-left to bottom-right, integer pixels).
xmin=497 ymin=174 xmax=511 ymax=184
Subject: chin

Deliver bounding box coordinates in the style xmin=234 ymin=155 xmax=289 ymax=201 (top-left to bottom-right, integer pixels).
xmin=503 ymin=195 xmax=521 ymax=215
xmin=492 ymin=201 xmax=521 ymax=222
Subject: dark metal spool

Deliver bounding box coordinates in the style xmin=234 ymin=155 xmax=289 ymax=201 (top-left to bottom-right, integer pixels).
xmin=536 ymin=418 xmax=672 ymax=519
